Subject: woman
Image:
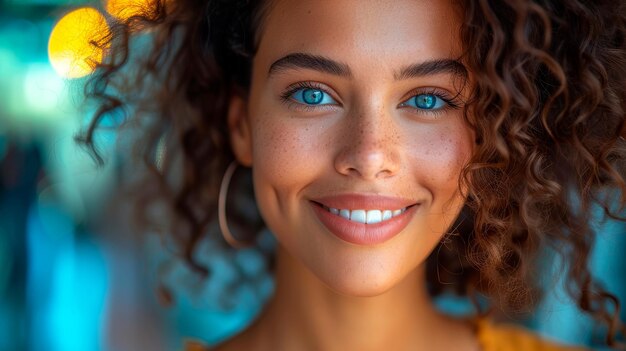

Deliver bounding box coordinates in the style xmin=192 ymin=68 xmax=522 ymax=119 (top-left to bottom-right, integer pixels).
xmin=82 ymin=0 xmax=626 ymax=349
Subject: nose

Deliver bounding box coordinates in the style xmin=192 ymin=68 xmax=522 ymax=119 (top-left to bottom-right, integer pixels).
xmin=334 ymin=105 xmax=401 ymax=180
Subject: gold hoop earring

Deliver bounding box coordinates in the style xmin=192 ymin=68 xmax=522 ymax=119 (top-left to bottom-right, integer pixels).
xmin=218 ymin=160 xmax=255 ymax=248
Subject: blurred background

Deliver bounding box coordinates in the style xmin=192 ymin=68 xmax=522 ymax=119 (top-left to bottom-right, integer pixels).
xmin=0 ymin=0 xmax=624 ymax=350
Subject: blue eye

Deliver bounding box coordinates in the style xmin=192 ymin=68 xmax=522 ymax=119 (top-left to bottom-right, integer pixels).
xmin=290 ymin=88 xmax=336 ymax=105
xmin=402 ymin=93 xmax=447 ymax=110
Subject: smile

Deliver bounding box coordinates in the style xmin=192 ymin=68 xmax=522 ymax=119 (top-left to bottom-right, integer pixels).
xmin=321 ymin=205 xmax=407 ymax=224
xmin=310 ymin=194 xmax=420 ymax=246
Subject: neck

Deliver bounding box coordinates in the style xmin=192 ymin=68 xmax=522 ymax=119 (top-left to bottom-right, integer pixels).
xmin=242 ymin=245 xmax=477 ymax=351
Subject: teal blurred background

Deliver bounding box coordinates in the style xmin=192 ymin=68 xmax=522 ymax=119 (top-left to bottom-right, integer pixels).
xmin=0 ymin=1 xmax=624 ymax=350
xmin=1 ymin=1 xmax=270 ymax=350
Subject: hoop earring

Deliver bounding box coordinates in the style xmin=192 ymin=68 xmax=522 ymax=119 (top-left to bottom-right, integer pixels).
xmin=218 ymin=160 xmax=255 ymax=248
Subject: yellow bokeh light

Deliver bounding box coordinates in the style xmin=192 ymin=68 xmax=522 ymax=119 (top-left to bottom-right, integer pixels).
xmin=105 ymin=0 xmax=156 ymax=21
xmin=48 ymin=7 xmax=109 ymax=79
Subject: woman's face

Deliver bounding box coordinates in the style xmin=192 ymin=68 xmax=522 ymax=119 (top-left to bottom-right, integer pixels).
xmin=229 ymin=0 xmax=474 ymax=296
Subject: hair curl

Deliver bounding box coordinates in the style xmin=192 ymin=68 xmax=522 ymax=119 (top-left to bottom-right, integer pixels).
xmin=79 ymin=0 xmax=626 ymax=347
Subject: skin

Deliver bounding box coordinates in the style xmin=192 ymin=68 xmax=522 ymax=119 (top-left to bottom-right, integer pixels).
xmin=223 ymin=0 xmax=478 ymax=350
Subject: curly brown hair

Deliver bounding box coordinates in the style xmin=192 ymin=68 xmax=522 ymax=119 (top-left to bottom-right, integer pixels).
xmin=79 ymin=0 xmax=626 ymax=347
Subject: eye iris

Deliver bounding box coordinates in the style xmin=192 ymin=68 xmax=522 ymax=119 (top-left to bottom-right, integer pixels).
xmin=414 ymin=94 xmax=436 ymax=109
xmin=302 ymin=89 xmax=324 ymax=104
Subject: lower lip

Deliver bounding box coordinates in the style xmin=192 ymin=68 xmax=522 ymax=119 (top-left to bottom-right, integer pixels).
xmin=310 ymin=202 xmax=418 ymax=246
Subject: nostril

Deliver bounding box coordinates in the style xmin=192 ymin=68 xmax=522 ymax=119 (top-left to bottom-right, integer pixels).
xmin=333 ymin=141 xmax=400 ymax=179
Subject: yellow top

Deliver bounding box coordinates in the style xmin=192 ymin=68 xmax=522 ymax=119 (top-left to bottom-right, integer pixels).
xmin=183 ymin=318 xmax=588 ymax=351
xmin=475 ymin=318 xmax=588 ymax=351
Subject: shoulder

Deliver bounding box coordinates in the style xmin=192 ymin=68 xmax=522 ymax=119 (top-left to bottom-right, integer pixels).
xmin=476 ymin=319 xmax=589 ymax=351
xmin=180 ymin=320 xmax=589 ymax=351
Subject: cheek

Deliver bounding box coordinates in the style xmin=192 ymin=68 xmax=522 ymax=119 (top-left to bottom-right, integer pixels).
xmin=407 ymin=123 xmax=472 ymax=193
xmin=406 ymin=122 xmax=472 ymax=245
xmin=250 ymin=112 xmax=328 ymax=199
xmin=249 ymin=112 xmax=335 ymax=254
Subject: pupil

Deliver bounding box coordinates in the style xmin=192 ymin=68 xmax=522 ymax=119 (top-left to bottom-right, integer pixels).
xmin=303 ymin=89 xmax=323 ymax=104
xmin=416 ymin=94 xmax=435 ymax=109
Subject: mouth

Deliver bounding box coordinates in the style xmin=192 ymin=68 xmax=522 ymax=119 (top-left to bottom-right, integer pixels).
xmin=312 ymin=201 xmax=416 ymax=224
xmin=309 ymin=194 xmax=421 ymax=246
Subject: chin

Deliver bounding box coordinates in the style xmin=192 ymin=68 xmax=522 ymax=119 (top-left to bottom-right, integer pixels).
xmin=314 ymin=262 xmax=410 ymax=298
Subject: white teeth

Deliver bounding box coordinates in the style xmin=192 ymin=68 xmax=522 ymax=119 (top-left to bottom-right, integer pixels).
xmin=325 ymin=206 xmax=408 ymax=224
xmin=366 ymin=210 xmax=382 ymax=224
xmin=350 ymin=210 xmax=367 ymax=223
xmin=339 ymin=209 xmax=350 ymax=219
xmin=382 ymin=210 xmax=392 ymax=221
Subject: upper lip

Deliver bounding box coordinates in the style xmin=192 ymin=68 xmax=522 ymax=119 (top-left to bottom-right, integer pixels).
xmin=310 ymin=193 xmax=419 ymax=210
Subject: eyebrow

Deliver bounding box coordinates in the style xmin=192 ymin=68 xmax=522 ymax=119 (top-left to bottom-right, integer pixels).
xmin=268 ymin=52 xmax=468 ymax=81
xmin=394 ymin=59 xmax=468 ymax=81
xmin=269 ymin=53 xmax=351 ymax=77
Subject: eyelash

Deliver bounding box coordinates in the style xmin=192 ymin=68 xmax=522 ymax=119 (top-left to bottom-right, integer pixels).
xmin=400 ymin=87 xmax=462 ymax=117
xmin=279 ymin=81 xmax=463 ymax=117
xmin=279 ymin=81 xmax=338 ymax=112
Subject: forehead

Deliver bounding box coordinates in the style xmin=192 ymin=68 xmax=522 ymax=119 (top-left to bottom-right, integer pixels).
xmin=255 ymin=0 xmax=464 ymax=77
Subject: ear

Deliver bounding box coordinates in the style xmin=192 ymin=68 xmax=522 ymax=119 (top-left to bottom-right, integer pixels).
xmin=227 ymin=93 xmax=253 ymax=167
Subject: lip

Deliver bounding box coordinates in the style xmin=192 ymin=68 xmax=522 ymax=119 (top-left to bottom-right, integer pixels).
xmin=309 ymin=194 xmax=420 ymax=246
